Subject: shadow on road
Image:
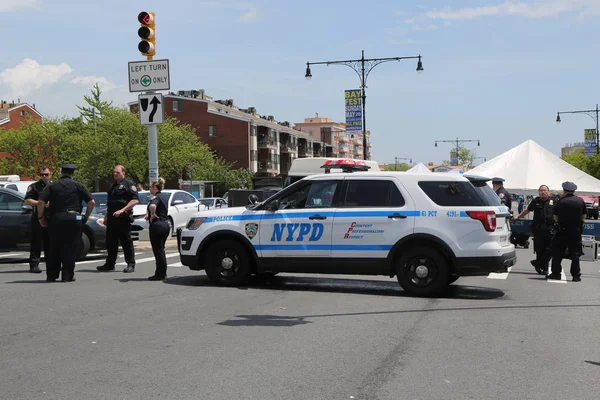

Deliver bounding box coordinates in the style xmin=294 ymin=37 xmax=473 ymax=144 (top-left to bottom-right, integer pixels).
xmin=164 ymin=274 xmax=505 ymax=300
xmin=585 ymin=361 xmax=600 ymax=366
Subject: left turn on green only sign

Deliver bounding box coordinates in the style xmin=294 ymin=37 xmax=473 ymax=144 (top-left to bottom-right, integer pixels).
xmin=128 ymin=59 xmax=170 ymax=92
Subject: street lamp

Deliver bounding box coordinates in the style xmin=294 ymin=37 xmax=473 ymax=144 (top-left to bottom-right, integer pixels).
xmin=435 ymin=138 xmax=481 ymax=167
xmin=556 ymin=105 xmax=599 ymax=154
xmin=305 ymin=50 xmax=423 ymax=160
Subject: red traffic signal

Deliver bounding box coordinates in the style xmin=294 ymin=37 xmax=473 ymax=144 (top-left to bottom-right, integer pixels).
xmin=137 ymin=11 xmax=155 ymax=59
xmin=138 ymin=12 xmax=154 ymax=25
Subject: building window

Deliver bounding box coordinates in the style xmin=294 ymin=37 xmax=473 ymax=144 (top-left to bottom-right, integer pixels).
xmin=209 ymin=125 xmax=217 ymax=137
xmin=173 ymin=100 xmax=183 ymax=112
xmin=251 ymin=150 xmax=258 ymax=162
xmin=20 ymin=111 xmax=25 ymax=116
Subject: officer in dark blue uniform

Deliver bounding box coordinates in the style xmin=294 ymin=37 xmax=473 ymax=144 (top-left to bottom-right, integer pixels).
xmin=515 ymin=185 xmax=555 ymax=275
xmin=146 ymin=178 xmax=170 ymax=281
xmin=492 ymin=177 xmax=512 ymax=212
xmin=97 ymin=165 xmax=139 ymax=273
xmin=37 ymin=164 xmax=95 ymax=282
xmin=547 ymin=181 xmax=587 ymax=282
xmin=24 ymin=166 xmax=52 ymax=274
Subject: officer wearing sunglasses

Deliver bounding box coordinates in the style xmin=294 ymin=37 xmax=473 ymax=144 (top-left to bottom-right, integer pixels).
xmin=24 ymin=167 xmax=52 ymax=274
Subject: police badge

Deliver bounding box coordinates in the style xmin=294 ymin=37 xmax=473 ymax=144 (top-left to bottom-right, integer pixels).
xmin=245 ymin=223 xmax=258 ymax=240
xmin=131 ymin=185 xmax=137 ymax=192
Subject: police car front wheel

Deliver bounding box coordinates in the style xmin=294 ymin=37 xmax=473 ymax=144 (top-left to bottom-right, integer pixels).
xmin=396 ymin=247 xmax=450 ymax=296
xmin=203 ymin=239 xmax=251 ymax=286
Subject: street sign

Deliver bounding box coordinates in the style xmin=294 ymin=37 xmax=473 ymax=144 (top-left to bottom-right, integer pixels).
xmin=128 ymin=59 xmax=170 ymax=92
xmin=138 ymin=93 xmax=164 ymax=125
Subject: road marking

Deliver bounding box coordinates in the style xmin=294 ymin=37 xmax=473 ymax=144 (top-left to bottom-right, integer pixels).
xmin=168 ymin=262 xmax=183 ymax=268
xmin=76 ymin=252 xmax=144 ymax=265
xmin=0 ymin=253 xmax=24 ymax=258
xmin=116 ymin=253 xmax=179 ymax=266
xmin=487 ymin=266 xmax=512 ymax=280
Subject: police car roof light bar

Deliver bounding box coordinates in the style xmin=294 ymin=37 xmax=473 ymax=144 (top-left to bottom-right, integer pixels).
xmin=320 ymin=159 xmax=371 ymax=174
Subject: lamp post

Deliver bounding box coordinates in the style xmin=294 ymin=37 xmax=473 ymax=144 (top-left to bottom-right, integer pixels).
xmin=435 ymin=138 xmax=480 ymax=167
xmin=305 ymin=50 xmax=423 ymax=161
xmin=556 ymin=104 xmax=600 ymax=154
xmin=394 ymin=156 xmax=412 ymax=171
xmin=469 ymin=156 xmax=486 ymax=167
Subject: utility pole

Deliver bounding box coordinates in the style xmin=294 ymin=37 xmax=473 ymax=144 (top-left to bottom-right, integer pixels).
xmin=93 ymin=109 xmax=99 ymax=192
xmin=556 ymin=104 xmax=600 ymax=155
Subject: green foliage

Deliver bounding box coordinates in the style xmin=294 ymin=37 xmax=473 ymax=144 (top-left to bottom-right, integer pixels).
xmin=0 ymin=86 xmax=255 ymax=192
xmin=562 ymin=149 xmax=600 ymax=179
xmin=442 ymin=146 xmax=476 ymax=167
xmin=381 ymin=163 xmax=410 ymax=171
xmin=0 ymin=117 xmax=60 ymax=177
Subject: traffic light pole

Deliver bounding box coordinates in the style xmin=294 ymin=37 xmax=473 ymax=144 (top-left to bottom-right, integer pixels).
xmin=147 ymin=91 xmax=159 ymax=185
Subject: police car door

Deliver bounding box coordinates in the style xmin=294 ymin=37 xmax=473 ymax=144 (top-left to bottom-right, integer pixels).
xmin=332 ymin=177 xmax=415 ymax=261
xmin=258 ymin=177 xmax=340 ymax=257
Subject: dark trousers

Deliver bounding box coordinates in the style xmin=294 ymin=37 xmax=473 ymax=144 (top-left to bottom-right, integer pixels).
xmin=29 ymin=217 xmax=50 ymax=268
xmin=149 ymin=220 xmax=170 ymax=277
xmin=551 ymin=230 xmax=582 ymax=277
xmin=533 ymin=229 xmax=553 ymax=272
xmin=105 ymin=217 xmax=136 ymax=267
xmin=48 ymin=216 xmax=82 ymax=280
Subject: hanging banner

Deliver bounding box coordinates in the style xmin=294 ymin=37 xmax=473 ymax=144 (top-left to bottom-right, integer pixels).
xmin=345 ymin=89 xmax=362 ymax=132
xmin=584 ymin=129 xmax=596 ymax=157
xmin=450 ymin=150 xmax=458 ymax=166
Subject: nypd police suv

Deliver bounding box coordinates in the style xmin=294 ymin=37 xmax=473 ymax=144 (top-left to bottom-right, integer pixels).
xmin=179 ymin=160 xmax=516 ymax=296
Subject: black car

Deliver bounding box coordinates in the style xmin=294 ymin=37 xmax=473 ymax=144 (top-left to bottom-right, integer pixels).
xmin=0 ymin=187 xmax=107 ymax=260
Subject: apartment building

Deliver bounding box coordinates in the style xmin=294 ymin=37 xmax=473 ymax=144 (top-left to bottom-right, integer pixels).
xmin=294 ymin=116 xmax=371 ymax=160
xmin=0 ymin=100 xmax=43 ymax=130
xmin=131 ymin=90 xmax=332 ymax=177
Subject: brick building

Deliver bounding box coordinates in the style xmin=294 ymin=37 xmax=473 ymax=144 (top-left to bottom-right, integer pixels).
xmin=0 ymin=100 xmax=44 ymax=161
xmin=294 ymin=116 xmax=371 ymax=160
xmin=131 ymin=90 xmax=338 ymax=177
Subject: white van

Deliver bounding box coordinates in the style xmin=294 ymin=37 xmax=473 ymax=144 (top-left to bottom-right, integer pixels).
xmin=284 ymin=157 xmax=380 ymax=186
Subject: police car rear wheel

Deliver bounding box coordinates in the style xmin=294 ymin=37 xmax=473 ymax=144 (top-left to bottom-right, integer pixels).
xmin=396 ymin=247 xmax=450 ymax=296
xmin=204 ymin=240 xmax=250 ymax=286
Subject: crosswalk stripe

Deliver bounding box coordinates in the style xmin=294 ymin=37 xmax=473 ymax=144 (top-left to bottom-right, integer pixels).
xmin=0 ymin=253 xmax=24 ymax=258
xmin=487 ymin=266 xmax=512 ymax=280
xmin=547 ymin=271 xmax=568 ymax=284
xmin=168 ymin=262 xmax=183 ymax=268
xmin=116 ymin=253 xmax=179 ymax=266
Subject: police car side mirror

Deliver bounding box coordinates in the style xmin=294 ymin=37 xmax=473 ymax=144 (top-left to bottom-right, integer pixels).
xmin=21 ymin=204 xmax=33 ymax=213
xmin=248 ymin=194 xmax=259 ymax=205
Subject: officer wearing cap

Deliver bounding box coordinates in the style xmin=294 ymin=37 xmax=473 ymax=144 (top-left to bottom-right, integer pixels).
xmin=23 ymin=166 xmax=52 ymax=274
xmin=492 ymin=177 xmax=512 ymax=212
xmin=37 ymin=164 xmax=94 ymax=282
xmin=97 ymin=165 xmax=139 ymax=273
xmin=514 ymin=185 xmax=555 ymax=275
xmin=547 ymin=181 xmax=587 ymax=282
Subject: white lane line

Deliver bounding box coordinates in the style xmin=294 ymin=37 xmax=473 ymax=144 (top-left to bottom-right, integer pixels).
xmin=168 ymin=262 xmax=183 ymax=268
xmin=488 ymin=266 xmax=512 ymax=280
xmin=0 ymin=252 xmax=25 ymax=258
xmin=116 ymin=253 xmax=179 ymax=266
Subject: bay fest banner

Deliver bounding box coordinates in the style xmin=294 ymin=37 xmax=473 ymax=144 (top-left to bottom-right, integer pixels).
xmin=584 ymin=129 xmax=596 ymax=157
xmin=345 ymin=89 xmax=362 ymax=132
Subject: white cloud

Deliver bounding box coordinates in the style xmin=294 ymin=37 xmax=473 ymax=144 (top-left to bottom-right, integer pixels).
xmin=239 ymin=8 xmax=259 ymax=23
xmin=0 ymin=0 xmax=40 ymax=13
xmin=0 ymin=58 xmax=72 ymax=97
xmin=423 ymin=0 xmax=600 ymax=21
xmin=71 ymin=76 xmax=117 ymax=91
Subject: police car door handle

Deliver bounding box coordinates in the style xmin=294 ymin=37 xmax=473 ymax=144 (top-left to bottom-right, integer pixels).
xmin=309 ymin=214 xmax=327 ymax=220
xmin=388 ymin=213 xmax=407 ymax=219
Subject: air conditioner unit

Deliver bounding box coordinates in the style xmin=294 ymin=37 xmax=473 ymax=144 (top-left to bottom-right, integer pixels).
xmin=268 ymin=115 xmax=274 ymax=121
xmin=248 ymin=107 xmax=256 ymax=114
xmin=226 ymin=99 xmax=234 ymax=107
xmin=177 ymin=90 xmax=185 ymax=96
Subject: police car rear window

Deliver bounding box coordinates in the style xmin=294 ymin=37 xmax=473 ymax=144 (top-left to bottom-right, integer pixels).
xmin=418 ymin=181 xmax=500 ymax=207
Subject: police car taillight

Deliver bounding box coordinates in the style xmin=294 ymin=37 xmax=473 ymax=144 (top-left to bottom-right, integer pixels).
xmin=466 ymin=210 xmax=496 ymax=232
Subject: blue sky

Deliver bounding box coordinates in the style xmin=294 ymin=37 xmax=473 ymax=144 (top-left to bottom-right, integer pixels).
xmin=1 ymin=0 xmax=600 ymax=166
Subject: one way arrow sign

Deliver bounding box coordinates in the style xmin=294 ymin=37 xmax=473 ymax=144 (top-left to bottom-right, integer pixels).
xmin=138 ymin=93 xmax=164 ymax=125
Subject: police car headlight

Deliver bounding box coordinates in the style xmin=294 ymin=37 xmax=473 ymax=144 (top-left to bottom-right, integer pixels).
xmin=96 ymin=219 xmax=105 ymax=227
xmin=187 ymin=217 xmax=207 ymax=230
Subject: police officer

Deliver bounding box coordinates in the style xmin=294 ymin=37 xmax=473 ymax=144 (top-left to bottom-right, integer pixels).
xmin=547 ymin=181 xmax=587 ymax=282
xmin=146 ymin=178 xmax=170 ymax=281
xmin=514 ymin=185 xmax=555 ymax=275
xmin=492 ymin=177 xmax=512 ymax=212
xmin=97 ymin=165 xmax=139 ymax=273
xmin=37 ymin=164 xmax=95 ymax=282
xmin=23 ymin=166 xmax=52 ymax=274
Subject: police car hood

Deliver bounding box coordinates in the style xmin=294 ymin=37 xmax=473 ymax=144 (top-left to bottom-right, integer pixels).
xmin=191 ymin=206 xmax=247 ymax=219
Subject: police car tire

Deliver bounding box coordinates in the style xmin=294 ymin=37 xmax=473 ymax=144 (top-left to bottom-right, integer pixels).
xmin=204 ymin=239 xmax=250 ymax=286
xmin=396 ymin=247 xmax=450 ymax=296
xmin=448 ymin=275 xmax=459 ymax=284
xmin=78 ymin=232 xmax=91 ymax=261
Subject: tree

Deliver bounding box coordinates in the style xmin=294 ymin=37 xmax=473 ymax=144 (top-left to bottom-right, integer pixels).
xmin=441 ymin=146 xmax=476 ymax=167
xmin=562 ymin=149 xmax=600 ymax=180
xmin=0 ymin=117 xmax=60 ymax=178
xmin=381 ymin=163 xmax=410 ymax=171
xmin=76 ymin=83 xmax=113 ymax=122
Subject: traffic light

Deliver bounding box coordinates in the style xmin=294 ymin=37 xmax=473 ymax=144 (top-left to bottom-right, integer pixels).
xmin=137 ymin=11 xmax=155 ymax=59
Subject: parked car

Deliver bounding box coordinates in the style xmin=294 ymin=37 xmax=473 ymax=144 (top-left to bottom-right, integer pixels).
xmin=198 ymin=197 xmax=228 ymax=209
xmin=1 ymin=181 xmax=37 ymax=194
xmin=579 ymin=195 xmax=599 ymax=219
xmin=90 ymin=192 xmax=108 ymax=215
xmin=0 ymin=187 xmax=107 ymax=260
xmin=131 ymin=190 xmax=207 ymax=236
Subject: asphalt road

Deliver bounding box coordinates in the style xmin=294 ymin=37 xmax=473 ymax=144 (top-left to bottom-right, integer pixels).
xmin=1 ymin=246 xmax=600 ymax=400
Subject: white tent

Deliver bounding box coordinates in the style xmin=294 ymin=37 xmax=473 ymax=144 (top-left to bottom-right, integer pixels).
xmin=468 ymin=139 xmax=600 ymax=195
xmin=407 ymin=162 xmax=431 ymax=173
